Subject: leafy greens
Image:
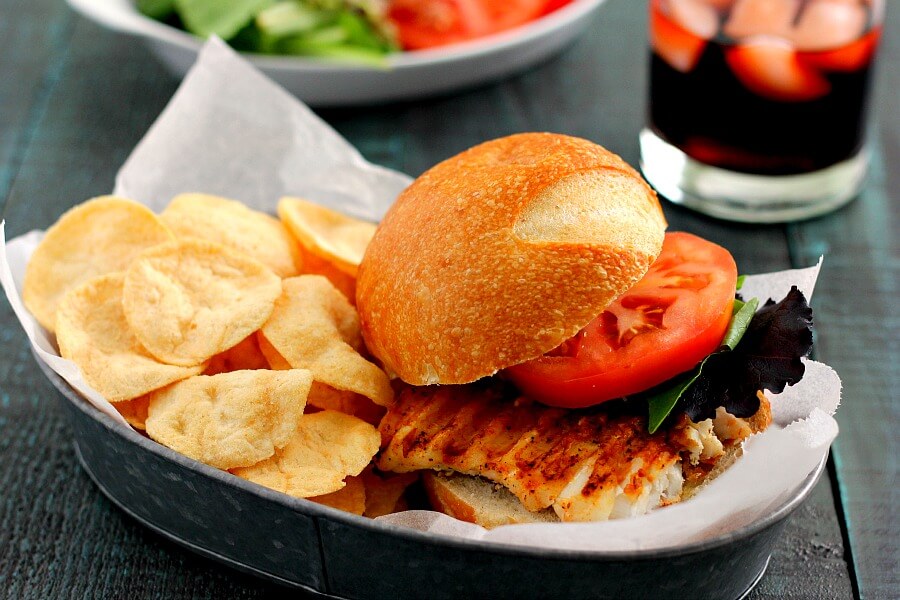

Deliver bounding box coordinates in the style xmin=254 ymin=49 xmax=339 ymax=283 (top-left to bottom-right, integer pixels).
xmin=645 ymin=286 xmax=813 ymax=432
xmin=142 ymin=0 xmax=397 ymax=62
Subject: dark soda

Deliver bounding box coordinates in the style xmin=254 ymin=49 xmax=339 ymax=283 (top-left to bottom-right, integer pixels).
xmin=647 ymin=0 xmax=881 ymax=176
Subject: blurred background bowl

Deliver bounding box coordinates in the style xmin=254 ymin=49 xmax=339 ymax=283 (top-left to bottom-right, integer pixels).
xmin=66 ymin=0 xmax=608 ymax=106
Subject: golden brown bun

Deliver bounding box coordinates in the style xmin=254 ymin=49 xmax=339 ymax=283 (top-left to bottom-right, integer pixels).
xmin=357 ymin=133 xmax=667 ymax=385
xmin=423 ymin=472 xmax=558 ymax=529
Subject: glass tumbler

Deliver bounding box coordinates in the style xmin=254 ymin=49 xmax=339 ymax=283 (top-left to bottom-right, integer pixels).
xmin=640 ymin=0 xmax=884 ymax=222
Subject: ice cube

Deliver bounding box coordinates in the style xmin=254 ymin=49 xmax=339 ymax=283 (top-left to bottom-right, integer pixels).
xmin=696 ymin=0 xmax=737 ymax=11
xmin=725 ymin=36 xmax=831 ymax=101
xmin=669 ymin=0 xmax=720 ymax=39
xmin=792 ymin=1 xmax=868 ymax=51
xmin=724 ymin=0 xmax=800 ymax=39
xmin=651 ymin=4 xmax=709 ymax=72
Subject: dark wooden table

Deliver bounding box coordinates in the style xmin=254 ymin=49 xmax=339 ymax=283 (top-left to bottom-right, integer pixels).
xmin=1 ymin=0 xmax=896 ymax=598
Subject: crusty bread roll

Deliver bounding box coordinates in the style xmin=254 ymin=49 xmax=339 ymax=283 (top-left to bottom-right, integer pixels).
xmin=357 ymin=133 xmax=667 ymax=385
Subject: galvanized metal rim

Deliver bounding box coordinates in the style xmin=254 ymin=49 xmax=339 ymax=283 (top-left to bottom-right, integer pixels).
xmin=40 ymin=355 xmax=826 ymax=562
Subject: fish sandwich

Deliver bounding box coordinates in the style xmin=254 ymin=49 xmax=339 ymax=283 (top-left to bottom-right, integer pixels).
xmin=356 ymin=133 xmax=809 ymax=527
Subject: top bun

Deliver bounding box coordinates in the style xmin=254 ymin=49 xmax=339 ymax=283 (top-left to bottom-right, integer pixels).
xmin=356 ymin=133 xmax=666 ymax=385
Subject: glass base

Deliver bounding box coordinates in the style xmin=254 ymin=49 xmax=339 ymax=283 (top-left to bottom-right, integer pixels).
xmin=639 ymin=129 xmax=868 ymax=223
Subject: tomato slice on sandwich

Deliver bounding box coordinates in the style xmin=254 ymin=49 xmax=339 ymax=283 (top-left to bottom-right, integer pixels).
xmin=505 ymin=232 xmax=737 ymax=408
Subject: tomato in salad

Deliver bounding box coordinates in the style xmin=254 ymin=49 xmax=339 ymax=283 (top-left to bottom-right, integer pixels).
xmin=504 ymin=232 xmax=738 ymax=408
xmin=388 ymin=0 xmax=571 ymax=50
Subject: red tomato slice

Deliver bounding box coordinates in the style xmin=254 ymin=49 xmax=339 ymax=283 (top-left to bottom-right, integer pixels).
xmin=482 ymin=0 xmax=549 ymax=31
xmin=539 ymin=0 xmax=573 ymax=17
xmin=504 ymin=232 xmax=738 ymax=408
xmin=388 ymin=0 xmax=551 ymax=50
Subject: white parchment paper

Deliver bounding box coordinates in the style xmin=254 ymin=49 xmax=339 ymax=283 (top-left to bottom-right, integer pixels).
xmin=0 ymin=39 xmax=840 ymax=552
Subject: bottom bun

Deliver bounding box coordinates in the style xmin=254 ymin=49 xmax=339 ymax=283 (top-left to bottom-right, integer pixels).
xmin=423 ymin=471 xmax=558 ymax=528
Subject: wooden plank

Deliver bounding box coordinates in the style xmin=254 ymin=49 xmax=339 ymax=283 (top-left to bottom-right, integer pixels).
xmin=2 ymin=23 xmax=180 ymax=236
xmin=786 ymin=5 xmax=900 ymax=597
xmin=0 ymin=1 xmax=861 ymax=598
xmin=750 ymin=473 xmax=854 ymax=599
xmin=0 ymin=0 xmax=74 ymax=213
xmin=0 ymin=14 xmax=280 ymax=599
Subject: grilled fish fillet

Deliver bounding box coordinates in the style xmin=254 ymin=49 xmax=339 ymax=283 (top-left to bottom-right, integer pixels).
xmin=378 ymin=382 xmax=769 ymax=522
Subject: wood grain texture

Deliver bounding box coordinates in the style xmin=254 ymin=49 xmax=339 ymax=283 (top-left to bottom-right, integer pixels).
xmin=783 ymin=12 xmax=900 ymax=592
xmin=1 ymin=0 xmax=893 ymax=597
xmin=0 ymin=0 xmax=73 ymax=214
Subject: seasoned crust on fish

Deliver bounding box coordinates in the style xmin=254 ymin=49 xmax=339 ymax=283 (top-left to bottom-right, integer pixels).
xmin=378 ymin=382 xmax=770 ymax=524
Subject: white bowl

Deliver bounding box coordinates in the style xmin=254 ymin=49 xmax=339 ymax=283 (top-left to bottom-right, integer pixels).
xmin=67 ymin=0 xmax=608 ymax=106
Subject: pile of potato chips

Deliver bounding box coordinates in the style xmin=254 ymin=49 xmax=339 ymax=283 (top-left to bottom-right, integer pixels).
xmin=23 ymin=193 xmax=413 ymax=517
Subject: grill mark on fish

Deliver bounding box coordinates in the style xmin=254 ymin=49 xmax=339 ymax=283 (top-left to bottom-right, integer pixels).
xmin=436 ymin=395 xmax=508 ymax=459
xmin=378 ymin=382 xmax=702 ymax=518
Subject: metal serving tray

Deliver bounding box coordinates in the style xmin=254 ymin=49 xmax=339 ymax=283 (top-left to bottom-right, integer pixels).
xmin=37 ymin=356 xmax=826 ymax=600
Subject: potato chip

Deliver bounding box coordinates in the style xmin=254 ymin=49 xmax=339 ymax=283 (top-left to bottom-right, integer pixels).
xmin=362 ymin=469 xmax=418 ymax=518
xmin=260 ymin=276 xmax=392 ymax=406
xmin=258 ymin=342 xmax=384 ymax=428
xmin=204 ymin=334 xmax=270 ymax=375
xmin=232 ymin=410 xmax=379 ymax=497
xmin=278 ymin=197 xmax=376 ymax=277
xmin=162 ymin=193 xmax=302 ymax=278
xmin=309 ymin=476 xmax=366 ymax=515
xmin=257 ymin=332 xmax=293 ymax=370
xmin=23 ymin=196 xmax=174 ymax=332
xmin=297 ymin=245 xmax=357 ymax=304
xmin=123 ymin=238 xmax=282 ymax=366
xmin=55 ymin=273 xmax=206 ymax=402
xmin=308 ymin=382 xmax=386 ymax=426
xmin=145 ymin=369 xmax=312 ymax=470
xmin=115 ymin=396 xmax=151 ymax=431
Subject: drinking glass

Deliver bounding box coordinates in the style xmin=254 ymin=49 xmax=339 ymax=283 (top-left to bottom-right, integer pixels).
xmin=640 ymin=0 xmax=884 ymax=222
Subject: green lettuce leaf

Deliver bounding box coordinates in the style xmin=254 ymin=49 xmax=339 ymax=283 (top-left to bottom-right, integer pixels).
xmin=646 ymin=286 xmax=813 ymax=432
xmin=646 ymin=297 xmax=758 ymax=433
xmin=175 ymin=0 xmax=274 ymax=39
xmin=681 ymin=286 xmax=813 ymax=422
xmin=137 ymin=0 xmax=176 ymax=19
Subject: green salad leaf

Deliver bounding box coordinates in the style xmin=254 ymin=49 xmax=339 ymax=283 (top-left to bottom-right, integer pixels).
xmin=174 ymin=0 xmax=275 ymax=39
xmin=646 ymin=297 xmax=759 ymax=433
xmin=140 ymin=0 xmax=398 ymax=62
xmin=256 ymin=2 xmax=324 ymax=38
xmin=679 ymin=286 xmax=813 ymax=422
xmin=138 ymin=0 xmax=176 ymax=20
xmin=645 ymin=286 xmax=814 ymax=433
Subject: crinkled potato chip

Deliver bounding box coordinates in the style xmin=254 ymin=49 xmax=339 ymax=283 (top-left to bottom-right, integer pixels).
xmin=362 ymin=469 xmax=418 ymax=518
xmin=204 ymin=334 xmax=270 ymax=376
xmin=309 ymin=475 xmax=366 ymax=515
xmin=23 ymin=196 xmax=174 ymax=332
xmin=55 ymin=273 xmax=206 ymax=402
xmin=297 ymin=245 xmax=358 ymax=304
xmin=278 ymin=197 xmax=376 ymax=277
xmin=162 ymin=194 xmax=302 ymax=278
xmin=123 ymin=238 xmax=282 ymax=366
xmin=260 ymin=276 xmax=392 ymax=406
xmin=232 ymin=410 xmax=379 ymax=498
xmin=115 ymin=396 xmax=151 ymax=431
xmin=308 ymin=382 xmax=386 ymax=426
xmin=145 ymin=369 xmax=313 ymax=470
